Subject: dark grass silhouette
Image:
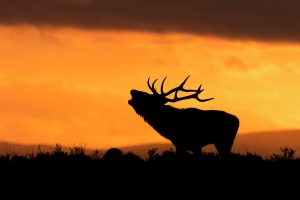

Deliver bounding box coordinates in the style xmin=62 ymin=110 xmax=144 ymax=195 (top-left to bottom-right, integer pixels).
xmin=129 ymin=76 xmax=239 ymax=158
xmin=1 ymin=145 xmax=299 ymax=177
xmin=0 ymin=145 xmax=299 ymax=197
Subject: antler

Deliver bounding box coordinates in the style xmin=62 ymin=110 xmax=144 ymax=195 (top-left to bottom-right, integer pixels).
xmin=148 ymin=76 xmax=214 ymax=103
xmin=147 ymin=77 xmax=159 ymax=95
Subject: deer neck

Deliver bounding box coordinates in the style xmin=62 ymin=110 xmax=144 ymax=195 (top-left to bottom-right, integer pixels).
xmin=140 ymin=105 xmax=176 ymax=138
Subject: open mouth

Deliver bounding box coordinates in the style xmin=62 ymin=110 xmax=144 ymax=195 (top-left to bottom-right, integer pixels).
xmin=128 ymin=97 xmax=133 ymax=105
xmin=128 ymin=90 xmax=135 ymax=105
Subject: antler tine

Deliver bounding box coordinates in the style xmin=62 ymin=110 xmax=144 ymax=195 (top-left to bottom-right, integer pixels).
xmin=163 ymin=76 xmax=214 ymax=103
xmin=148 ymin=76 xmax=213 ymax=103
xmin=196 ymin=97 xmax=215 ymax=102
xmin=180 ymin=84 xmax=204 ymax=93
xmin=167 ymin=90 xmax=214 ymax=103
xmin=147 ymin=77 xmax=159 ymax=95
xmin=147 ymin=77 xmax=153 ymax=92
xmin=161 ymin=76 xmax=167 ymax=95
xmin=179 ymin=75 xmax=190 ymax=88
xmin=162 ymin=75 xmax=190 ymax=96
xmin=195 ymin=85 xmax=214 ymax=102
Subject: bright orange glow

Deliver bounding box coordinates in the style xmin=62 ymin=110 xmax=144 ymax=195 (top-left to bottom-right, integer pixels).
xmin=0 ymin=25 xmax=300 ymax=148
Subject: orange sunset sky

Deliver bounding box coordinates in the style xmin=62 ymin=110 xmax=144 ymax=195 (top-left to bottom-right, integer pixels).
xmin=0 ymin=0 xmax=300 ymax=149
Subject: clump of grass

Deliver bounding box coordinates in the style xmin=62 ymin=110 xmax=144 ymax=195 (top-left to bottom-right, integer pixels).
xmin=270 ymin=146 xmax=296 ymax=161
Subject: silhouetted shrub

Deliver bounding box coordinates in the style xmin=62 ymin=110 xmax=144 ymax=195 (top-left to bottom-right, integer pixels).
xmin=123 ymin=152 xmax=144 ymax=164
xmin=160 ymin=149 xmax=177 ymax=161
xmin=147 ymin=148 xmax=159 ymax=161
xmin=69 ymin=146 xmax=86 ymax=156
xmin=245 ymin=152 xmax=263 ymax=160
xmin=90 ymin=150 xmax=102 ymax=160
xmin=50 ymin=144 xmax=68 ymax=161
xmin=102 ymin=148 xmax=124 ymax=161
xmin=271 ymin=146 xmax=296 ymax=161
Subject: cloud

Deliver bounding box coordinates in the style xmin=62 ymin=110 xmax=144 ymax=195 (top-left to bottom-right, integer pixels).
xmin=224 ymin=56 xmax=250 ymax=71
xmin=1 ymin=0 xmax=300 ymax=42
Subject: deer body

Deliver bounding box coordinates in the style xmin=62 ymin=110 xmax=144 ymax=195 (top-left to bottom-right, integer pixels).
xmin=129 ymin=77 xmax=239 ymax=157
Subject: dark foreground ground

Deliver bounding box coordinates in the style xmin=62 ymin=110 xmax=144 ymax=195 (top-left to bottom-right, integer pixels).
xmin=0 ymin=145 xmax=299 ymax=197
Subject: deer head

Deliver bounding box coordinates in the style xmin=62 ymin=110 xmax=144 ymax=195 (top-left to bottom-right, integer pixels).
xmin=128 ymin=76 xmax=214 ymax=113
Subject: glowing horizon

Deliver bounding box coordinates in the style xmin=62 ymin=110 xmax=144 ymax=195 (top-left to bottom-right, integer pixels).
xmin=1 ymin=25 xmax=300 ymax=149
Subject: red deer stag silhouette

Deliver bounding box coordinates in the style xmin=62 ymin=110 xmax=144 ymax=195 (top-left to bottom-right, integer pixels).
xmin=128 ymin=76 xmax=239 ymax=157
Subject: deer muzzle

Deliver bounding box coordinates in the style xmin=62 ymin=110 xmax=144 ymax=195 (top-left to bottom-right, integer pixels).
xmin=128 ymin=90 xmax=135 ymax=105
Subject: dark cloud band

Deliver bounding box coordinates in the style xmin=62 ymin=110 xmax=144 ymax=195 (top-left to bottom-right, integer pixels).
xmin=1 ymin=0 xmax=299 ymax=42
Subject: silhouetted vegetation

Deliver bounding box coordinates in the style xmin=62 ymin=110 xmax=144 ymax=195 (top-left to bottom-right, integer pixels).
xmin=0 ymin=144 xmax=299 ymax=195
xmin=0 ymin=144 xmax=299 ymax=169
